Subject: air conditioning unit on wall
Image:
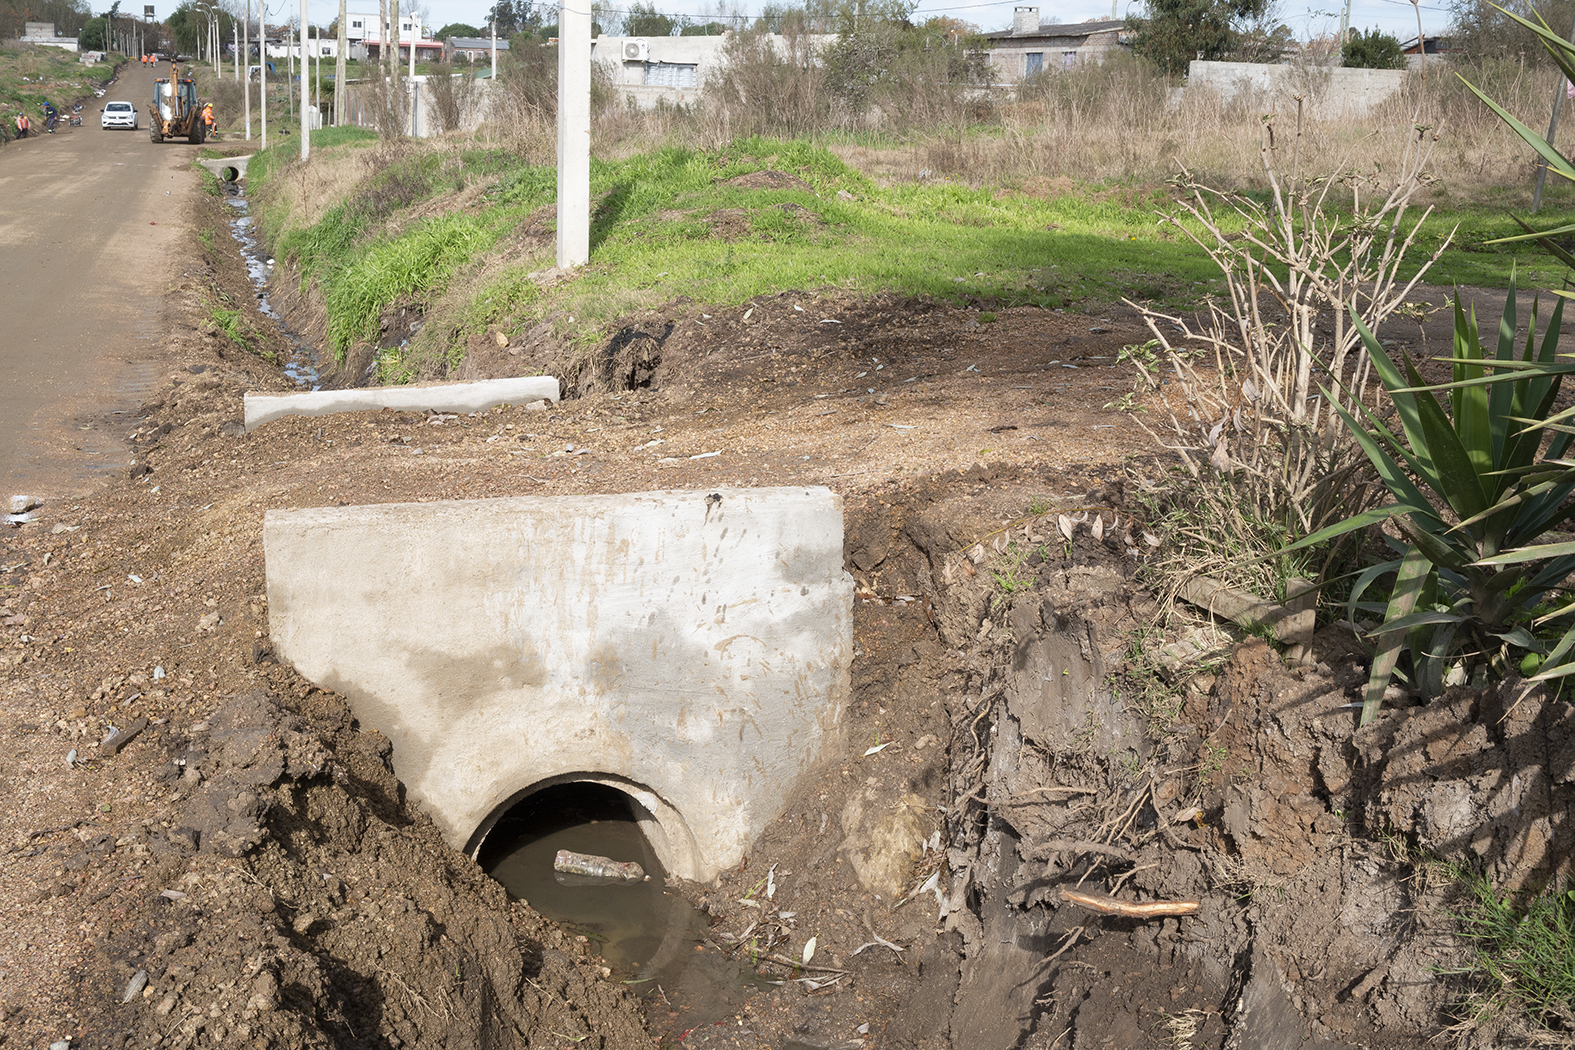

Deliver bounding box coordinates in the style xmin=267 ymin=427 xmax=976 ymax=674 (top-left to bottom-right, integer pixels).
xmin=623 ymin=39 xmax=648 ymax=61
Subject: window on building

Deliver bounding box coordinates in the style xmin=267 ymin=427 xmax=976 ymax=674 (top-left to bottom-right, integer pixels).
xmin=321 ymin=45 xmax=331 ymax=54
xmin=1063 ymin=50 xmax=1077 ymax=68
xmin=643 ymin=62 xmax=698 ymax=88
xmin=351 ymin=19 xmax=361 ymax=27
xmin=1024 ymin=51 xmax=1043 ymax=75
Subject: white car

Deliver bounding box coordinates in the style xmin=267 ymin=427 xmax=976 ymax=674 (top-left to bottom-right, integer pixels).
xmin=101 ymin=101 xmax=138 ymax=130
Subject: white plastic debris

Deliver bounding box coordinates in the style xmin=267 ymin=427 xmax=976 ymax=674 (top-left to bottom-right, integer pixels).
xmin=553 ymin=849 xmax=645 ymax=882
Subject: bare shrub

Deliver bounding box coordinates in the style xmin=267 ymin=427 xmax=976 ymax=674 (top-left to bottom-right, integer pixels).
xmin=426 ymin=61 xmax=479 ymax=133
xmin=1125 ymin=117 xmax=1449 ymax=598
xmin=339 ymin=76 xmax=407 ymax=140
xmin=208 ymin=78 xmax=243 ymax=131
xmin=701 ymin=27 xmax=826 ymax=141
xmin=492 ymin=38 xmax=557 ymax=143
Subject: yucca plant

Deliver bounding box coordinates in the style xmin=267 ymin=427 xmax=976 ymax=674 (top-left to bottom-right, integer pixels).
xmin=1294 ymin=281 xmax=1575 ymax=726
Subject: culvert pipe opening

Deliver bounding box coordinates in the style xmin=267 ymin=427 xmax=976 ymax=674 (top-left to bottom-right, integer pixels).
xmin=220 ymin=166 xmax=240 ymax=183
xmin=476 ymin=781 xmax=766 ymax=1020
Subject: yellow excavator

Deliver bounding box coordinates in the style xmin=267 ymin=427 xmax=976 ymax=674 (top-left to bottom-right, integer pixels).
xmin=148 ymin=61 xmax=205 ymax=144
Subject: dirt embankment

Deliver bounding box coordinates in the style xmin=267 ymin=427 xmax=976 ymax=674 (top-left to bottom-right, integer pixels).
xmin=1 ymin=183 xmax=1572 ymax=1050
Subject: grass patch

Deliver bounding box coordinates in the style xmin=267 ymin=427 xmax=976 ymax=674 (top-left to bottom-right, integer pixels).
xmin=249 ymin=129 xmax=1568 ymax=382
xmin=0 ymin=45 xmax=116 ymax=118
xmin=1402 ymin=204 xmax=1575 ymax=289
xmin=1451 ymin=875 xmax=1575 ymax=1033
xmin=324 ymin=212 xmax=496 ymax=361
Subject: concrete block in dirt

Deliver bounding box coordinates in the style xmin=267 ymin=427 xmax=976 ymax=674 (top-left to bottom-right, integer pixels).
xmin=263 ymin=487 xmax=854 ymax=882
xmin=242 ymin=375 xmax=561 ymax=431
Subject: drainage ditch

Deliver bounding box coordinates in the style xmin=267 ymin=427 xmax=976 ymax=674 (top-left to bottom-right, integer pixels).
xmin=224 ymin=191 xmax=321 ymax=390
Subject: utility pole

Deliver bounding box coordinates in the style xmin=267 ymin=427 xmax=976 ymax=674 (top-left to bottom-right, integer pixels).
xmin=390 ymin=0 xmax=401 ymax=131
xmin=287 ymin=19 xmax=294 ymax=123
xmin=1533 ymin=17 xmax=1575 ymax=212
xmin=408 ymin=12 xmax=416 ymax=136
xmin=1338 ymin=0 xmax=1351 ymax=57
xmin=557 ymin=0 xmax=589 ymax=268
xmin=490 ymin=19 xmax=496 ymax=80
xmin=300 ymin=0 xmax=309 ymax=159
xmin=335 ymin=0 xmax=347 ymax=127
xmin=244 ymin=0 xmax=251 ymax=138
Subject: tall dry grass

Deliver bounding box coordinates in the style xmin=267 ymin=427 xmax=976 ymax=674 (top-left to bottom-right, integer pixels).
xmin=343 ymin=43 xmax=1575 ymax=209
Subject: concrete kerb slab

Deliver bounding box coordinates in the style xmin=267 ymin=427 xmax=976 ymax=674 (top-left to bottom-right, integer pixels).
xmin=243 ymin=376 xmax=561 ymax=431
xmin=263 ymin=487 xmax=854 ymax=883
xmin=196 ymin=155 xmax=251 ymax=183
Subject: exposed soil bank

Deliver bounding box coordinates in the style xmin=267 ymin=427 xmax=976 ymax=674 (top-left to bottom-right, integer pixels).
xmin=0 ymin=182 xmax=1569 ymax=1050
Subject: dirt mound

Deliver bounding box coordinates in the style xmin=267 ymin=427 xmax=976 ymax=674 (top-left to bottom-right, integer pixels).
xmin=721 ymin=170 xmax=812 ymax=191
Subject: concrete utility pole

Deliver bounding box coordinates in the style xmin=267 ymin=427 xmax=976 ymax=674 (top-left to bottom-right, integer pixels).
xmin=234 ymin=23 xmax=239 ymax=81
xmin=244 ymin=0 xmax=251 ymax=138
xmin=335 ymin=0 xmax=347 ymax=126
xmin=490 ymin=19 xmax=496 ymax=80
xmin=300 ymin=0 xmax=309 ymax=159
xmin=390 ymin=0 xmax=401 ymax=130
xmin=408 ymin=13 xmax=416 ymax=136
xmin=556 ymin=0 xmax=590 ymax=268
xmin=261 ymin=37 xmax=268 ymax=149
xmin=1533 ymin=17 xmax=1575 ymax=212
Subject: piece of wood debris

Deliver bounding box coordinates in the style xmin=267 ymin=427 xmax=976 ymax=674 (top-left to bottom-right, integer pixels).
xmin=1057 ymin=887 xmax=1199 ymax=918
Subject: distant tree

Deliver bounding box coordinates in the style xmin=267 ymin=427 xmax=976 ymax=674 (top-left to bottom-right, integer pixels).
xmin=679 ymin=20 xmax=726 ymax=35
xmin=77 ymin=14 xmax=108 ymax=49
xmin=1230 ymin=11 xmax=1294 ymax=62
xmin=623 ymin=1 xmax=678 ymax=36
xmin=1126 ymin=0 xmax=1269 ymax=76
xmin=1342 ymin=26 xmax=1406 ymax=68
xmin=435 ymin=21 xmax=481 ymax=39
xmin=486 ymin=0 xmax=538 ymax=36
xmin=1448 ymin=0 xmax=1574 ymax=64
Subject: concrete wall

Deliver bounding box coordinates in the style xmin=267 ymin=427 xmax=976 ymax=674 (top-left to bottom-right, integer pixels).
xmin=1186 ymin=60 xmax=1408 ymax=116
xmin=590 ymin=33 xmax=835 ymax=110
xmin=264 ymin=487 xmax=854 ymax=882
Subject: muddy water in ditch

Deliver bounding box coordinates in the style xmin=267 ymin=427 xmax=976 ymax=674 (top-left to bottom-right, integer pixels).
xmin=225 ymin=193 xmax=321 ymax=389
xmin=479 ymin=784 xmax=769 ymax=1034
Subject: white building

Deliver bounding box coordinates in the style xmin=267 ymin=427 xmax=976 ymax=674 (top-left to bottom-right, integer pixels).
xmin=21 ymin=21 xmax=80 ymax=52
xmin=592 ymin=33 xmax=833 ymax=109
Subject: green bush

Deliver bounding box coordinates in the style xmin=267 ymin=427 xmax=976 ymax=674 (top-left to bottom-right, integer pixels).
xmin=1298 ymin=284 xmax=1575 ymax=725
xmin=1341 ymin=27 xmax=1406 ymax=70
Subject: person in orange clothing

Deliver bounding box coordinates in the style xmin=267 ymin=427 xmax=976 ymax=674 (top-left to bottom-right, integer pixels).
xmin=202 ymin=101 xmax=215 ymax=134
xmin=14 ymin=111 xmax=29 ymax=138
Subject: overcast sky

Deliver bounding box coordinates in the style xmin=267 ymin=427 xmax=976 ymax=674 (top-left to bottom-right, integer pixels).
xmin=143 ymin=0 xmax=1449 ymax=43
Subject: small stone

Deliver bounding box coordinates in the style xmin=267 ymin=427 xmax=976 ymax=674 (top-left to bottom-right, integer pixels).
xmin=49 ymin=1039 xmax=70 ymax=1050
xmin=8 ymin=495 xmax=38 ymax=514
xmin=197 ymin=612 xmax=222 ymax=632
xmin=123 ymin=969 xmax=148 ymax=1003
xmin=492 ymin=331 xmax=508 ymax=348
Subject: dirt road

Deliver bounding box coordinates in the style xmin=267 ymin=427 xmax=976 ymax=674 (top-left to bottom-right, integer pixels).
xmin=0 ymin=62 xmax=195 ymax=496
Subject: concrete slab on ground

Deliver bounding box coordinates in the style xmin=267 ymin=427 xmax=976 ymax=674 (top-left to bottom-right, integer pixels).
xmin=244 ymin=375 xmax=560 ymax=430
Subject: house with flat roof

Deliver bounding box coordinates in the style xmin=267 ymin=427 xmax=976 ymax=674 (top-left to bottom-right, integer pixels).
xmin=448 ymin=36 xmax=509 ymax=62
xmin=983 ymin=8 xmax=1127 ymax=81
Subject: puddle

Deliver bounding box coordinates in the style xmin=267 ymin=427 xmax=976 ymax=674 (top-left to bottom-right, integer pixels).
xmin=224 ymin=193 xmax=321 ymax=389
xmin=478 ymin=783 xmax=769 ymax=1033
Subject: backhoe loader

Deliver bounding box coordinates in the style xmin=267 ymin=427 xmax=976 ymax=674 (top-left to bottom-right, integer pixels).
xmin=148 ymin=62 xmax=204 ymax=144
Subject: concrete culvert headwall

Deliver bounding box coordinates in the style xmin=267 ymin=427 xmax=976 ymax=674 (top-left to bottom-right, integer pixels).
xmin=263 ymin=487 xmax=854 ymax=883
